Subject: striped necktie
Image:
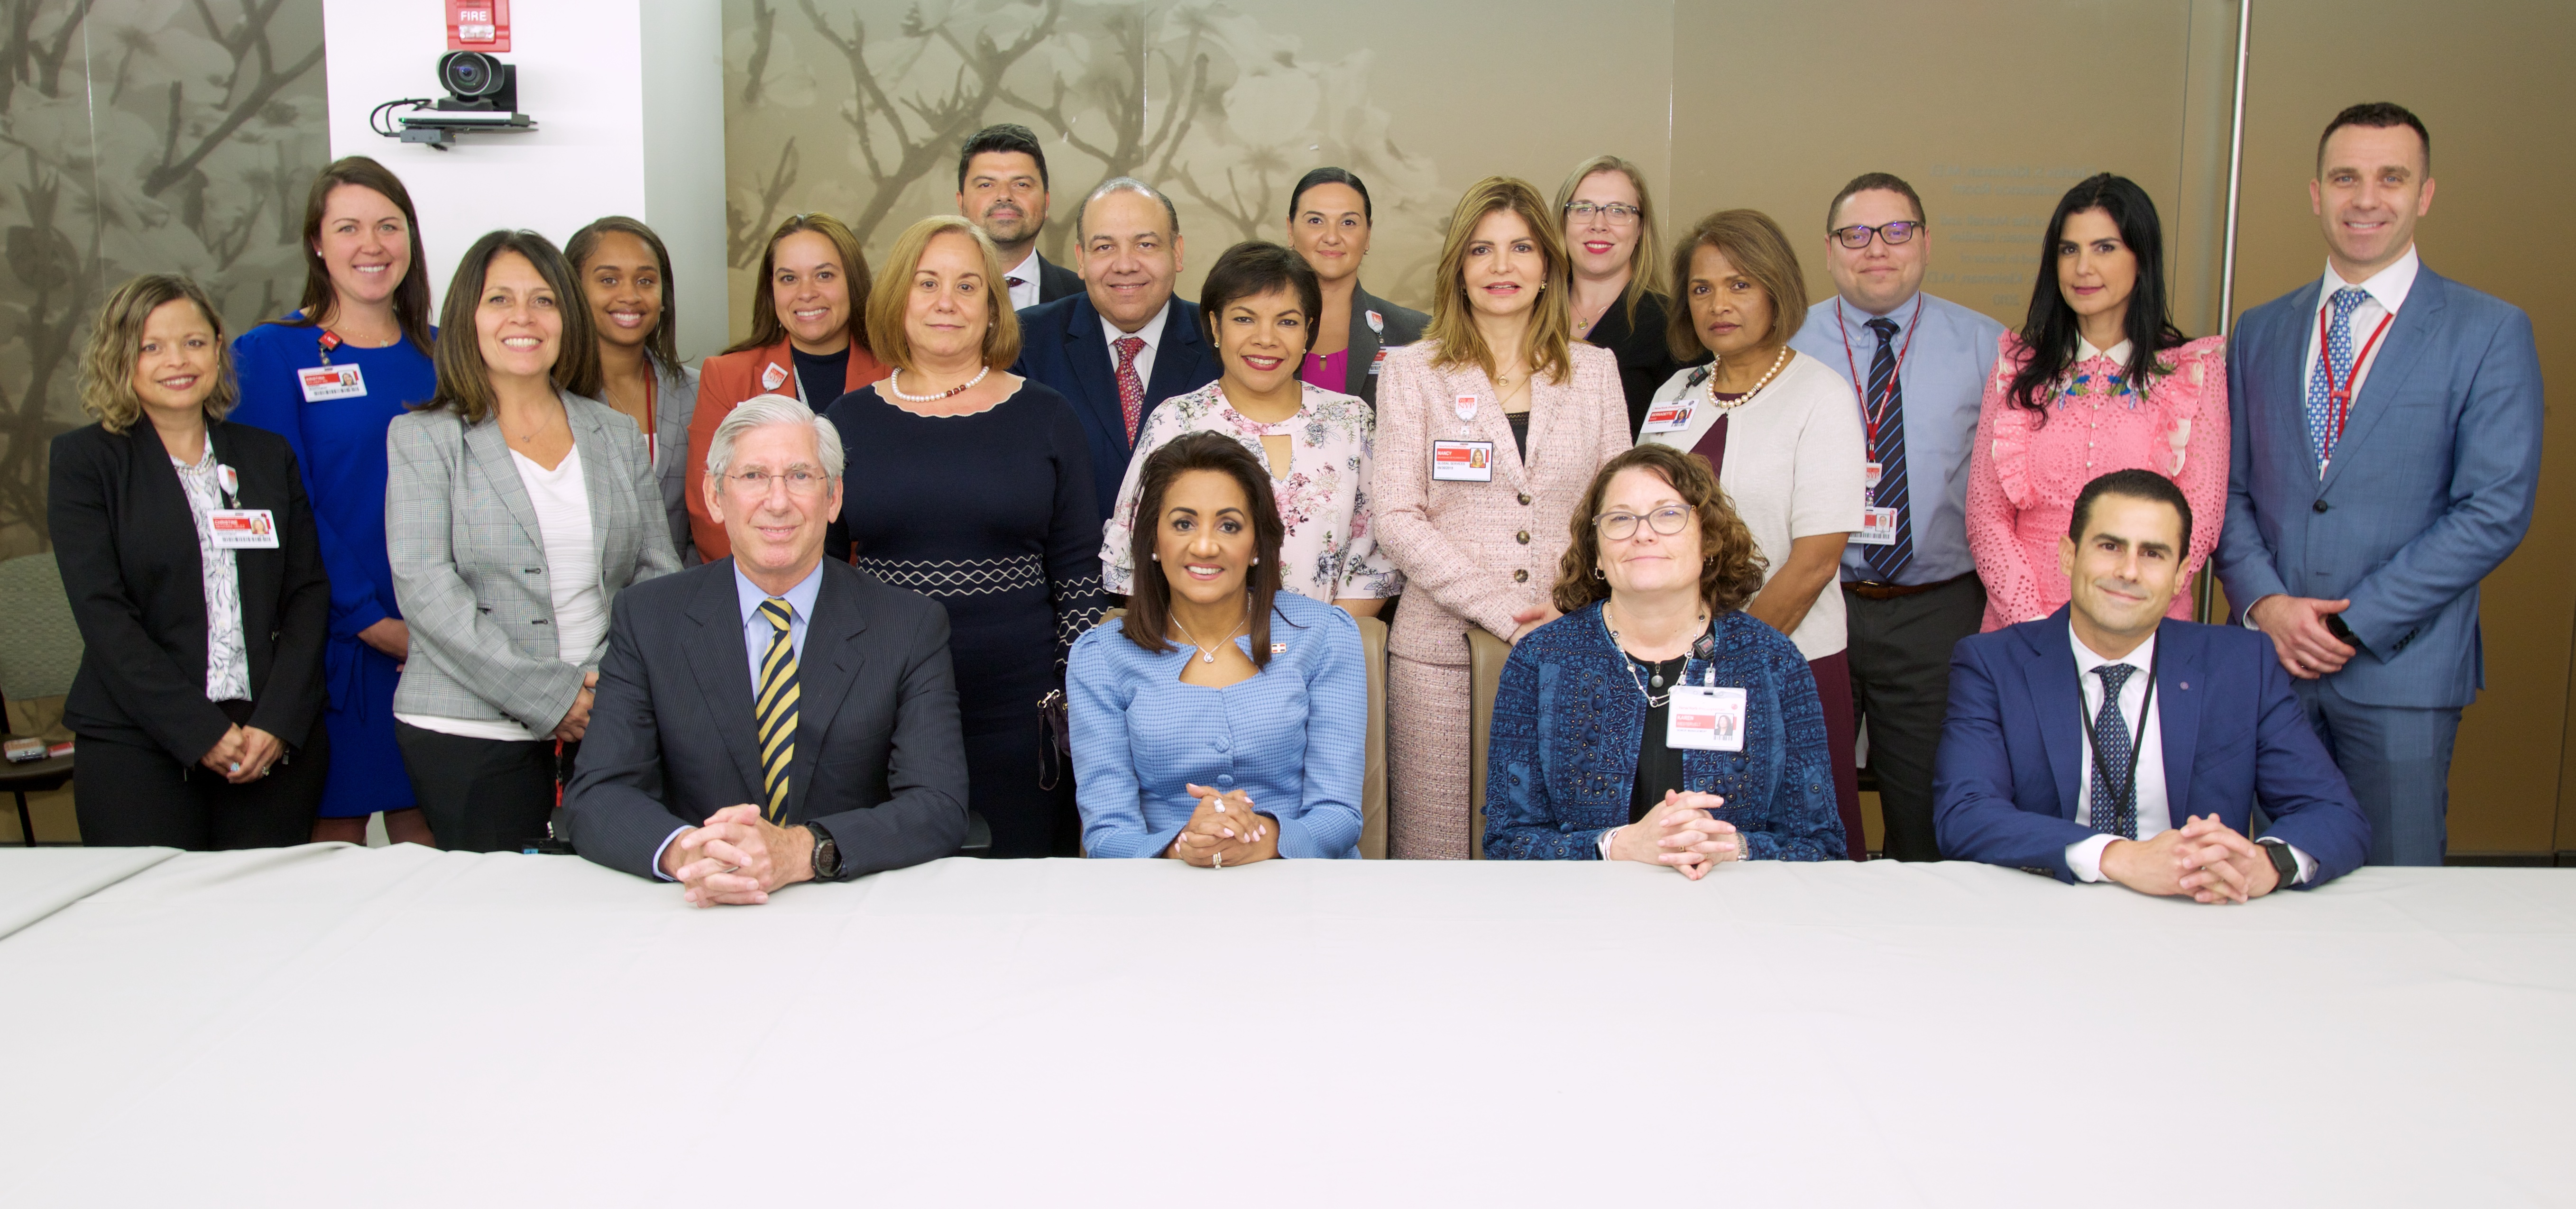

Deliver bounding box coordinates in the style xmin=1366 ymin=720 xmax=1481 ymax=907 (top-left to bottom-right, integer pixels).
xmin=755 ymin=597 xmax=799 ymax=823
xmin=1859 ymin=316 xmax=1913 ymax=581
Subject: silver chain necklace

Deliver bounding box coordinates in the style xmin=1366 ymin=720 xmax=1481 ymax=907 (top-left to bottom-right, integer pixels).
xmin=1604 ymin=601 xmax=1706 ymax=705
xmin=1170 ymin=597 xmax=1252 ymax=665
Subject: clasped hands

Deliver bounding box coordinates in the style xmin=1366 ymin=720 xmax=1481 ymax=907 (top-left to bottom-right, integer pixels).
xmin=1607 ymin=791 xmax=1742 ymax=879
xmin=553 ymin=671 xmax=599 ymax=743
xmin=2099 ymin=815 xmax=2285 ymax=904
xmin=198 ymin=724 xmax=283 ymax=784
xmin=1165 ymin=783 xmax=1278 ymax=867
xmin=2249 ymin=595 xmax=2356 ymax=680
xmin=658 ymin=804 xmax=816 ymax=907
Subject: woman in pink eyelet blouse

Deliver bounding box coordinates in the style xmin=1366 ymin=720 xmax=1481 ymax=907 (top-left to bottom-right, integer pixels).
xmin=1965 ymin=173 xmax=2227 ymax=632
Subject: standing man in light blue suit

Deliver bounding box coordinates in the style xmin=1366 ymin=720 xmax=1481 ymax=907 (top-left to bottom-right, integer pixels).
xmin=2215 ymin=102 xmax=2544 ymax=866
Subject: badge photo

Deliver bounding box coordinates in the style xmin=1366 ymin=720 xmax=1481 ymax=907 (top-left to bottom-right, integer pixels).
xmin=297 ymin=364 xmax=367 ymax=403
xmin=1432 ymin=439 xmax=1496 ymax=482
xmin=208 ymin=509 xmax=282 ymax=550
xmin=1667 ymin=685 xmax=1748 ymax=752
xmin=1640 ymin=397 xmax=1696 ymax=433
xmin=1856 ymin=506 xmax=1900 ymax=545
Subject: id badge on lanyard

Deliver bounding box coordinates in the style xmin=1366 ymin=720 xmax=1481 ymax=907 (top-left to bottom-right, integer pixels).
xmin=1668 ymin=659 xmax=1748 ymax=752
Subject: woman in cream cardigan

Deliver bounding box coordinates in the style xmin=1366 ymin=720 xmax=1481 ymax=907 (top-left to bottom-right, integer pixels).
xmin=1373 ymin=177 xmax=1631 ymax=859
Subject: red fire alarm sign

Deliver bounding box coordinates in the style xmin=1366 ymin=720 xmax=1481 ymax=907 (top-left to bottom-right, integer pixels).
xmin=448 ymin=0 xmax=512 ymax=52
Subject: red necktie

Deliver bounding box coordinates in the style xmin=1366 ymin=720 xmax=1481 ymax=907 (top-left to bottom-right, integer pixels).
xmin=1113 ymin=335 xmax=1146 ymax=445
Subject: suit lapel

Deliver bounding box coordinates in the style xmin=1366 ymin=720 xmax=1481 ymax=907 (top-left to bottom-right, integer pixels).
xmin=1063 ymin=294 xmax=1126 ymax=445
xmin=785 ymin=564 xmax=868 ymax=819
xmin=1347 ymin=289 xmax=1384 ymax=385
xmin=2321 ymin=270 xmax=2447 ymax=492
xmin=462 ymin=416 xmax=543 ymax=548
xmin=1144 ymin=300 xmax=1205 ymax=407
xmin=569 ymin=400 xmax=625 ymax=590
xmin=2021 ymin=614 xmax=2085 ymax=820
xmin=682 ymin=564 xmax=768 ymax=801
xmin=2155 ymin=621 xmax=2201 ymax=825
xmin=2260 ymin=285 xmax=2320 ymax=482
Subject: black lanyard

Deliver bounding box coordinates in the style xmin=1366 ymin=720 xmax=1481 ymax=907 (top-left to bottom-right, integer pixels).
xmin=2077 ymin=640 xmax=2158 ymax=819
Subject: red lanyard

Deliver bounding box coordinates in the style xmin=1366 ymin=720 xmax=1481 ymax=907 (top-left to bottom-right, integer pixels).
xmin=1838 ymin=295 xmax=1922 ymax=447
xmin=2317 ymin=303 xmax=2395 ymax=456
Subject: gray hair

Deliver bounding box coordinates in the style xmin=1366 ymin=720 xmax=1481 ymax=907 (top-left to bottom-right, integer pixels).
xmin=1076 ymin=176 xmax=1180 ymax=243
xmin=704 ymin=393 xmax=845 ymax=481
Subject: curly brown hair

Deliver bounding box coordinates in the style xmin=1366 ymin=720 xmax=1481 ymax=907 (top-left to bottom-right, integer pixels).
xmin=1553 ymin=444 xmax=1767 ymax=616
xmin=81 ymin=275 xmax=236 ymax=434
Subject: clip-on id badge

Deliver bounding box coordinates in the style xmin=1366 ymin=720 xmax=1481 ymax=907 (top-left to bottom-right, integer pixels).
xmin=1639 ymin=396 xmax=1695 ymax=434
xmin=298 ymin=364 xmax=366 ymax=402
xmin=1432 ymin=440 xmax=1495 ymax=482
xmin=1855 ymin=507 xmax=1899 ymax=545
xmin=1668 ymin=683 xmax=1748 ymax=752
xmin=208 ymin=510 xmax=281 ymax=549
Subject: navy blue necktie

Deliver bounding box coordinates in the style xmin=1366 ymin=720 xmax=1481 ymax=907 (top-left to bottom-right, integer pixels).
xmin=2088 ymin=663 xmax=2139 ymax=840
xmin=1860 ymin=317 xmax=1912 ymax=581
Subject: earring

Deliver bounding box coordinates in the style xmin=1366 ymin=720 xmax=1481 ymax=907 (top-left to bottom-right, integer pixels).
xmin=1251 ymin=557 xmax=1259 ymax=565
xmin=1150 ymin=553 xmax=1160 ymax=561
xmin=1592 ymin=568 xmax=1606 ymax=580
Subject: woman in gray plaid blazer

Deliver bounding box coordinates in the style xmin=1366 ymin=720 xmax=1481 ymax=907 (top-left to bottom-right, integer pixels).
xmin=387 ymin=230 xmax=680 ymax=851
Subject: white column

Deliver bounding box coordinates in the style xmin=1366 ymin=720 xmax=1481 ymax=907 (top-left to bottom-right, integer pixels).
xmin=322 ymin=0 xmax=727 ymax=363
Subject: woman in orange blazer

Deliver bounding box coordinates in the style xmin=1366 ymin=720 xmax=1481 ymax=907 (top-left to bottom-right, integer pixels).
xmin=685 ymin=212 xmax=888 ymax=559
xmin=1375 ymin=177 xmax=1632 ymax=858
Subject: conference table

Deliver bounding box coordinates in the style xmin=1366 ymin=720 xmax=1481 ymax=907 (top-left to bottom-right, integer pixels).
xmin=0 ymin=845 xmax=2567 ymax=1207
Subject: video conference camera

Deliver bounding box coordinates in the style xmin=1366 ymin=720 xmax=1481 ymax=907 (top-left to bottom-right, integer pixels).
xmin=376 ymin=50 xmax=536 ymax=150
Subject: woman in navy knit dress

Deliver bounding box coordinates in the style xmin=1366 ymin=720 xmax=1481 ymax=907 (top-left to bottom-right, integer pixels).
xmin=825 ymin=216 xmax=1104 ymax=858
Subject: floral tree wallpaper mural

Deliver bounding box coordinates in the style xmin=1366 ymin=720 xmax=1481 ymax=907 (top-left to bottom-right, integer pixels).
xmin=0 ymin=0 xmax=327 ymax=557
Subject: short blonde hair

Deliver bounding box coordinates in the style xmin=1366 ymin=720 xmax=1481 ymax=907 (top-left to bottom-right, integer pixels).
xmin=1424 ymin=177 xmax=1574 ymax=387
xmin=82 ymin=275 xmax=236 ymax=434
xmin=1552 ymin=155 xmax=1671 ymax=325
xmin=866 ymin=215 xmax=1023 ymax=373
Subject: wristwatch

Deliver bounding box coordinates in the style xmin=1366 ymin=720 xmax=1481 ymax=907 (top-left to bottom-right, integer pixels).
xmin=806 ymin=823 xmax=841 ymax=881
xmin=2257 ymin=837 xmax=2299 ymax=890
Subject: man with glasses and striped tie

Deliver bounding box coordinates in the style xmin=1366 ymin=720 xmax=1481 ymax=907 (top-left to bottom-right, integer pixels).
xmin=1932 ymin=471 xmax=2369 ymax=897
xmin=1786 ymin=173 xmax=2006 ymax=862
xmin=565 ymin=395 xmax=968 ymax=905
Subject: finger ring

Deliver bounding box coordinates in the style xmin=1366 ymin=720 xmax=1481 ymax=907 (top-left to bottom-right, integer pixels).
xmin=1213 ymin=850 xmax=1223 ymax=870
xmin=228 ymin=762 xmax=240 ymax=772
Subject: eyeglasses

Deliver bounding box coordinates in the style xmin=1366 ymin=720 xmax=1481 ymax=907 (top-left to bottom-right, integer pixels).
xmin=723 ymin=468 xmax=830 ymax=496
xmin=1565 ymin=202 xmax=1642 ymax=226
xmin=1594 ymin=505 xmax=1693 ymax=541
xmin=1830 ymin=221 xmax=1924 ymax=249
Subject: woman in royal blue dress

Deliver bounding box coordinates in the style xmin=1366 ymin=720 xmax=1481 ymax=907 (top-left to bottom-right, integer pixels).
xmin=229 ymin=157 xmax=438 ymax=846
xmin=823 ymin=215 xmax=1104 ymax=858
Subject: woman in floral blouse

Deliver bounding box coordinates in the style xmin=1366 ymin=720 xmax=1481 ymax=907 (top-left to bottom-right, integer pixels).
xmin=1100 ymin=240 xmax=1400 ymax=613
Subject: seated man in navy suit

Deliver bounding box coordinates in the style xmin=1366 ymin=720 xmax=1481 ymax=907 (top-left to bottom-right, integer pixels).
xmin=1011 ymin=177 xmax=1221 ymax=522
xmin=1934 ymin=470 xmax=2370 ymax=899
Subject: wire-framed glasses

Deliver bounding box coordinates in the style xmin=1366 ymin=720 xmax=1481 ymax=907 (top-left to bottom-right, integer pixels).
xmin=1594 ymin=505 xmax=1692 ymax=541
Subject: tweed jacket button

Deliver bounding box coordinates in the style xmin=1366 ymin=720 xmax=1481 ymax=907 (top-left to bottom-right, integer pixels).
xmin=1514 ymin=569 xmax=1529 ymax=583
xmin=1518 ymin=492 xmax=1531 ymax=505
xmin=1516 ymin=531 xmax=1531 ymax=544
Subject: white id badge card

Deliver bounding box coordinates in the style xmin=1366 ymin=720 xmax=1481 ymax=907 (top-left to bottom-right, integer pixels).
xmin=1668 ymin=685 xmax=1747 ymax=752
xmin=208 ymin=509 xmax=281 ymax=549
xmin=1863 ymin=460 xmax=1882 ymax=490
xmin=297 ymin=364 xmax=366 ymax=402
xmin=1639 ymin=397 xmax=1695 ymax=434
xmin=1432 ymin=440 xmax=1496 ymax=482
xmin=1855 ymin=506 xmax=1899 ymax=545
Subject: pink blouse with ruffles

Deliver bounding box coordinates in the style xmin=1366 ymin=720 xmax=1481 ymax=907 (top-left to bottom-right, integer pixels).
xmin=1965 ymin=332 xmax=2228 ymax=632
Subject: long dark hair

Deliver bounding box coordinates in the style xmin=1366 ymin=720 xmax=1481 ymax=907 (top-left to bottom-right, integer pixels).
xmin=1122 ymin=432 xmax=1288 ymax=669
xmin=278 ymin=156 xmax=434 ymax=352
xmin=2004 ymin=174 xmax=2188 ymax=416
xmin=725 ymin=212 xmax=872 ymax=357
xmin=423 ymin=230 xmax=599 ymax=425
xmin=565 ymin=215 xmax=679 ymax=381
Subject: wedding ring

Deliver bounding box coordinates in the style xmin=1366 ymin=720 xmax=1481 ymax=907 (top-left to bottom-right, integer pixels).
xmin=1213 ymin=850 xmax=1224 ymax=870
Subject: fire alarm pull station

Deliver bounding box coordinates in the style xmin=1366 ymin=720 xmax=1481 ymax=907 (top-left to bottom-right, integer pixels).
xmin=449 ymin=0 xmax=511 ymax=52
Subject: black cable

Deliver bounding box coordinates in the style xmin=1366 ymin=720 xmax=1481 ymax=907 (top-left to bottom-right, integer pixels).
xmin=370 ymin=98 xmax=435 ymax=139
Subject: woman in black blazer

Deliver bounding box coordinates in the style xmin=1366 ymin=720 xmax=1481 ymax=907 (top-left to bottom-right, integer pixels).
xmin=1285 ymin=166 xmax=1427 ymax=411
xmin=47 ymin=275 xmax=331 ymax=848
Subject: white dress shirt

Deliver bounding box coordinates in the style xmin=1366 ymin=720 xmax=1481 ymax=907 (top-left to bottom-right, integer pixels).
xmin=2298 ymin=245 xmax=2420 ymax=437
xmin=1004 ymin=248 xmax=1043 ymax=312
xmin=1101 ymin=300 xmax=1170 ymax=394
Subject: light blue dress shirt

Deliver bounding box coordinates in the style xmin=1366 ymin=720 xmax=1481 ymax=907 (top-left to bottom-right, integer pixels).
xmin=1788 ymin=291 xmax=2006 ymax=586
xmin=650 ymin=559 xmax=826 ymax=878
xmin=1068 ymin=590 xmax=1367 ymax=859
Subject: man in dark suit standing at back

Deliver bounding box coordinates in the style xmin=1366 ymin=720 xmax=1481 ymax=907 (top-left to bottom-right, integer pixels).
xmin=566 ymin=395 xmax=967 ymax=905
xmin=2215 ymin=102 xmax=2543 ymax=866
xmin=957 ymin=124 xmax=1080 ymax=310
xmin=1012 ymin=177 xmax=1221 ymax=522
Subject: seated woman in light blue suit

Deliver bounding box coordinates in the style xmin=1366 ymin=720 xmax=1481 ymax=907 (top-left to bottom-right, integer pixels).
xmin=1070 ymin=431 xmax=1367 ymax=862
xmin=1484 ymin=444 xmax=1846 ymax=874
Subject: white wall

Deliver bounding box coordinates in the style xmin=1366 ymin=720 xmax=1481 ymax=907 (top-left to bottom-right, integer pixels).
xmin=323 ymin=0 xmax=727 ymax=363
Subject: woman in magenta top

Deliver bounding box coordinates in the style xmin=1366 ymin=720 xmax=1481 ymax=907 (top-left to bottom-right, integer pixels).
xmin=1966 ymin=174 xmax=2226 ymax=631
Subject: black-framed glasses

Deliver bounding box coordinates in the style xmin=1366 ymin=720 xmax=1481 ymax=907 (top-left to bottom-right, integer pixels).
xmin=1565 ymin=201 xmax=1643 ymax=225
xmin=1830 ymin=220 xmax=1923 ymax=249
xmin=1594 ymin=505 xmax=1692 ymax=541
xmin=723 ymin=467 xmax=831 ymax=496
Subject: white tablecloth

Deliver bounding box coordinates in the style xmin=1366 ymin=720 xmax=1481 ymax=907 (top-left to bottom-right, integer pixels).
xmin=0 ymin=844 xmax=2569 ymax=1207
xmin=0 ymin=845 xmax=174 ymax=941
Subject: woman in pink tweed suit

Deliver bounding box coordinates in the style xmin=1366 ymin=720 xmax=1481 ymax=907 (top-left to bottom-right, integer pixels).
xmin=1375 ymin=177 xmax=1631 ymax=859
xmin=1965 ymin=173 xmax=2227 ymax=632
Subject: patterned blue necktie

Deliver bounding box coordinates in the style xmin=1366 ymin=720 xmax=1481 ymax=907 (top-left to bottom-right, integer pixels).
xmin=1859 ymin=316 xmax=1913 ymax=581
xmin=2088 ymin=663 xmax=2139 ymax=840
xmin=2305 ymin=285 xmax=2370 ymax=466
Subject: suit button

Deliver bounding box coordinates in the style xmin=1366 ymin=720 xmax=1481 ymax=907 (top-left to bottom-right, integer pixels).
xmin=1516 ymin=531 xmax=1531 ymax=544
xmin=1514 ymin=569 xmax=1529 ymax=583
xmin=2313 ymin=499 xmax=2329 ymax=513
xmin=1518 ymin=492 xmax=1531 ymax=505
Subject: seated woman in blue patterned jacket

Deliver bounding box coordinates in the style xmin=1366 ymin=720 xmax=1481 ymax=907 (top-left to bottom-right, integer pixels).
xmin=1070 ymin=431 xmax=1368 ymax=862
xmin=1484 ymin=443 xmax=1845 ymax=873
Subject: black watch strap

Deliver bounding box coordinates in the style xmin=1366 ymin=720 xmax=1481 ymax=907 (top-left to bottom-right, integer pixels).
xmin=2259 ymin=838 xmax=2299 ymax=889
xmin=806 ymin=823 xmax=840 ymax=881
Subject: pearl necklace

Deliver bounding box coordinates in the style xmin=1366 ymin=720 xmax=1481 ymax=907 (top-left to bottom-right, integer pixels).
xmin=1702 ymin=346 xmax=1791 ymax=411
xmin=887 ymin=365 xmax=989 ymax=402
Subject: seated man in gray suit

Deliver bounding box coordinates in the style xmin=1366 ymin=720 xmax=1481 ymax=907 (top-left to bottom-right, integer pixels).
xmin=566 ymin=394 xmax=967 ymax=905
